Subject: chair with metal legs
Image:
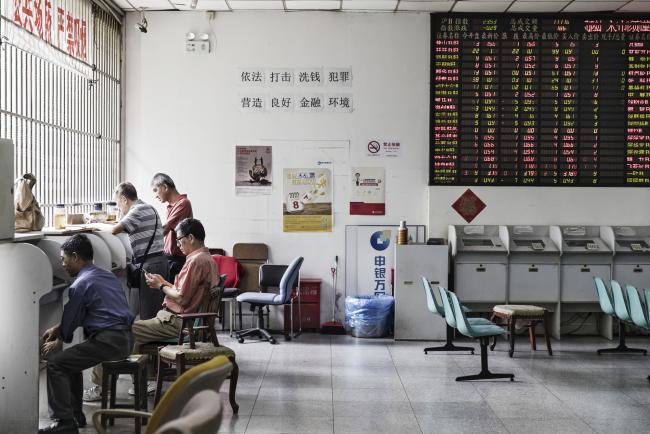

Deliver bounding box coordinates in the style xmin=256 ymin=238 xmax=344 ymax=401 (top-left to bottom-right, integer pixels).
xmin=235 ymin=257 xmax=303 ymax=344
xmin=421 ymin=277 xmax=474 ymax=354
xmin=597 ymin=279 xmax=647 ymax=355
xmin=447 ymin=290 xmax=514 ymax=382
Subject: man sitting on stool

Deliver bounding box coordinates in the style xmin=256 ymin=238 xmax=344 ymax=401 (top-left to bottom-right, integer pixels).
xmin=40 ymin=234 xmax=133 ymax=434
xmin=86 ymin=218 xmax=220 ymax=397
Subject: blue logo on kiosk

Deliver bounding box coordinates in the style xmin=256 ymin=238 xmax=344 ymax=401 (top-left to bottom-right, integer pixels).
xmin=370 ymin=230 xmax=391 ymax=251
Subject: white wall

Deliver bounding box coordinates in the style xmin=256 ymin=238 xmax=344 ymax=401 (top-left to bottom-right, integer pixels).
xmin=123 ymin=11 xmax=430 ymax=321
xmin=428 ymin=187 xmax=650 ymax=238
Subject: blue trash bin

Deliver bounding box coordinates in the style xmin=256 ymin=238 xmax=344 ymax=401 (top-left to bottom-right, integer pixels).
xmin=345 ymin=295 xmax=394 ymax=338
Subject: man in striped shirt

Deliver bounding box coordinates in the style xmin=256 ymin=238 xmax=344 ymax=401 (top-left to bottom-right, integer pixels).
xmin=111 ymin=182 xmax=167 ymax=321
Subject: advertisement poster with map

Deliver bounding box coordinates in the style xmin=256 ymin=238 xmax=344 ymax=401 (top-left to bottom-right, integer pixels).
xmin=283 ymin=168 xmax=332 ymax=232
xmin=235 ymin=146 xmax=272 ymax=196
xmin=350 ymin=167 xmax=385 ymax=215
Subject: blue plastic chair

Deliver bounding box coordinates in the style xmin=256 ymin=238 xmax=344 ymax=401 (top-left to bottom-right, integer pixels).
xmin=594 ymin=277 xmax=615 ymax=316
xmin=448 ymin=291 xmax=514 ymax=382
xmin=626 ymin=285 xmax=650 ymax=383
xmin=626 ymin=284 xmax=649 ymax=329
xmin=437 ymin=286 xmax=493 ymax=329
xmin=597 ymin=280 xmax=647 ymax=355
xmin=421 ymin=277 xmax=474 ymax=354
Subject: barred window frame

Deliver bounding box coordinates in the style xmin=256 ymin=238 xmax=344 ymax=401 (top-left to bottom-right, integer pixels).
xmin=0 ymin=2 xmax=122 ymax=224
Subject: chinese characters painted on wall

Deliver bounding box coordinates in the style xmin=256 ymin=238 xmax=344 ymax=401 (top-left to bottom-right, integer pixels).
xmin=238 ymin=67 xmax=353 ymax=113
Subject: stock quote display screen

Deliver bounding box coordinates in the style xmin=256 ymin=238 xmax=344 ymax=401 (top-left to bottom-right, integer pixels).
xmin=431 ymin=15 xmax=650 ymax=186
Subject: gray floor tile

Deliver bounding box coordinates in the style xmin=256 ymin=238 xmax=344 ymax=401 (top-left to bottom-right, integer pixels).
xmin=405 ymin=382 xmax=484 ymax=403
xmin=333 ymin=400 xmax=414 ymax=417
xmin=252 ymin=399 xmax=333 ymax=417
xmin=587 ymin=417 xmax=650 ymax=434
xmin=334 ymin=413 xmax=422 ymax=434
xmin=500 ymin=417 xmax=595 ymax=434
xmin=257 ymin=386 xmax=333 ymax=402
xmin=410 ymin=401 xmax=498 ymax=419
xmin=417 ymin=415 xmax=508 ymax=434
xmin=333 ymin=387 xmax=409 ymax=402
xmin=245 ymin=415 xmax=333 ymax=433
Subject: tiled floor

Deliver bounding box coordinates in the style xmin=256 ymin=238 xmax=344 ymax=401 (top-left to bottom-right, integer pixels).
xmin=39 ymin=333 xmax=650 ymax=433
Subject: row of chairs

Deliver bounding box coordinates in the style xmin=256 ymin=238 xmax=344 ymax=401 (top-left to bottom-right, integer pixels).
xmin=594 ymin=277 xmax=649 ymax=356
xmin=421 ymin=277 xmax=514 ymax=382
xmin=595 ymin=277 xmax=650 ymax=383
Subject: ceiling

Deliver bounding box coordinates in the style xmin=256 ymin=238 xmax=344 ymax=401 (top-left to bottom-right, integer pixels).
xmin=112 ymin=0 xmax=650 ymax=13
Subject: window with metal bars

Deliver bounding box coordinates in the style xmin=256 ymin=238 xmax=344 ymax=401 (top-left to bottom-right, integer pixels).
xmin=0 ymin=2 xmax=121 ymax=225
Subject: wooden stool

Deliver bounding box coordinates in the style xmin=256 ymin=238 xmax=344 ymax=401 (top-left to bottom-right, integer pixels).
xmin=101 ymin=354 xmax=148 ymax=434
xmin=490 ymin=305 xmax=553 ymax=358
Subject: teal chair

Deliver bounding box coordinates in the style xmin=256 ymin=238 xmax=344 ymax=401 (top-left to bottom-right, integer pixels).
xmin=437 ymin=286 xmax=494 ymax=330
xmin=625 ymin=285 xmax=650 ymax=383
xmin=421 ymin=277 xmax=474 ymax=354
xmin=597 ymin=280 xmax=647 ymax=355
xmin=447 ymin=290 xmax=514 ymax=382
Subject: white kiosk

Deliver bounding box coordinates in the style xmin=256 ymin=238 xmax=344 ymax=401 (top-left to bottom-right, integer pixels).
xmin=449 ymin=225 xmax=508 ymax=305
xmin=606 ymin=226 xmax=650 ymax=290
xmin=507 ymin=225 xmax=561 ymax=303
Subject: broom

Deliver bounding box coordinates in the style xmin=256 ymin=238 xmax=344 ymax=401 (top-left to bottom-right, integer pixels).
xmin=321 ymin=255 xmax=346 ymax=334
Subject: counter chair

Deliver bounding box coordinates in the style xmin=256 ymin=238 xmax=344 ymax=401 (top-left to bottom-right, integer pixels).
xmin=137 ymin=274 xmax=228 ymax=377
xmin=447 ymin=291 xmax=514 ymax=382
xmin=421 ymin=277 xmax=474 ymax=354
xmin=153 ymin=284 xmax=239 ymax=414
xmin=92 ymin=355 xmax=232 ymax=434
xmin=235 ymin=257 xmax=303 ymax=345
xmin=597 ymin=279 xmax=647 ymax=355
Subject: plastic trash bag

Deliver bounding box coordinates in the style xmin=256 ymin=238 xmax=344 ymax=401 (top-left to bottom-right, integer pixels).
xmin=345 ymin=295 xmax=394 ymax=338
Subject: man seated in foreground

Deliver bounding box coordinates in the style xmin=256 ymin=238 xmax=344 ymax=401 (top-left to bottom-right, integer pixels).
xmin=40 ymin=234 xmax=133 ymax=434
xmin=84 ymin=218 xmax=220 ymax=399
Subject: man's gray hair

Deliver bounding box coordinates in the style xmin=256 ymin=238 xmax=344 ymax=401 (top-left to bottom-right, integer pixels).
xmin=113 ymin=182 xmax=138 ymax=201
xmin=150 ymin=173 xmax=176 ymax=190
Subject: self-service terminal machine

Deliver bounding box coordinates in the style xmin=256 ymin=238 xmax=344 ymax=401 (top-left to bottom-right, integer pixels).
xmin=449 ymin=225 xmax=508 ymax=303
xmin=507 ymin=225 xmax=561 ymax=303
xmin=606 ymin=226 xmax=650 ymax=290
xmin=559 ymin=226 xmax=612 ymax=302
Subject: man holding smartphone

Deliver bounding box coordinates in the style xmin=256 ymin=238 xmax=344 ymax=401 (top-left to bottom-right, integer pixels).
xmin=85 ymin=218 xmax=220 ymax=398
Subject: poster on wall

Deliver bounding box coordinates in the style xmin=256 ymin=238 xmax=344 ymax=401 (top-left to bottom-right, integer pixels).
xmin=350 ymin=167 xmax=385 ymax=215
xmin=235 ymin=146 xmax=272 ymax=196
xmin=283 ymin=168 xmax=332 ymax=232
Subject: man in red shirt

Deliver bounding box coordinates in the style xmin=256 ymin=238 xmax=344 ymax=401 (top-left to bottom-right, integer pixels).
xmin=151 ymin=173 xmax=193 ymax=282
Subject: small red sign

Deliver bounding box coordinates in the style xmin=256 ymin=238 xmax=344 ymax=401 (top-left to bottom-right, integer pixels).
xmin=451 ymin=189 xmax=486 ymax=223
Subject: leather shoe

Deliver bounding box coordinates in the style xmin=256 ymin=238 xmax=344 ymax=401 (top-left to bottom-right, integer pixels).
xmin=74 ymin=411 xmax=86 ymax=428
xmin=38 ymin=419 xmax=79 ymax=434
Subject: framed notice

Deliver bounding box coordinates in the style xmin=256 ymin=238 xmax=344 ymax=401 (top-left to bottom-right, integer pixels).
xmin=350 ymin=167 xmax=385 ymax=215
xmin=283 ymin=168 xmax=332 ymax=232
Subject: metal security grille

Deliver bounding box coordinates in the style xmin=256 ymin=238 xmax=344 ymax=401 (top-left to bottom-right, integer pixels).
xmin=0 ymin=4 xmax=121 ymax=224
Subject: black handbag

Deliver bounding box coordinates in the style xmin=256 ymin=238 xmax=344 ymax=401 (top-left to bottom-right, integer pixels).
xmin=126 ymin=208 xmax=159 ymax=288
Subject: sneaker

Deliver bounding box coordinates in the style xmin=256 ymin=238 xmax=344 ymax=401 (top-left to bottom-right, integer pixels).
xmin=128 ymin=381 xmax=156 ymax=396
xmin=82 ymin=385 xmax=102 ymax=402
